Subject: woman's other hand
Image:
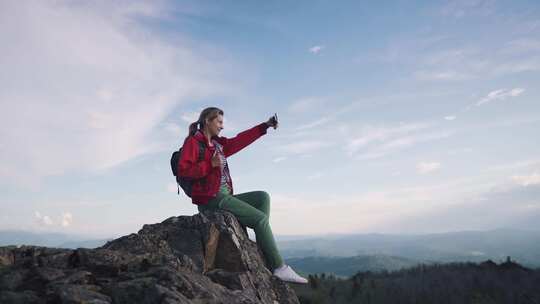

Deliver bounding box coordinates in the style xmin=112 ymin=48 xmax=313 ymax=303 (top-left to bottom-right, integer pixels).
xmin=211 ymin=150 xmax=222 ymax=168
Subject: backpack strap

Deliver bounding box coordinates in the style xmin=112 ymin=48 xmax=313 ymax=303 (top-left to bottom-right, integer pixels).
xmin=198 ymin=141 xmax=206 ymax=162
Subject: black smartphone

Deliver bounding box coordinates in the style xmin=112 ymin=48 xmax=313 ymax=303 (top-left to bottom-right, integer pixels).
xmin=272 ymin=113 xmax=278 ymax=128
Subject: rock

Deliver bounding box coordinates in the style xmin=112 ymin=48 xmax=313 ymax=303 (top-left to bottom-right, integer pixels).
xmin=0 ymin=210 xmax=299 ymax=303
xmin=0 ymin=290 xmax=41 ymax=304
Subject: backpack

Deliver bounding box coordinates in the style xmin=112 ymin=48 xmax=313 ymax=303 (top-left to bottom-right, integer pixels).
xmin=170 ymin=140 xmax=206 ymax=197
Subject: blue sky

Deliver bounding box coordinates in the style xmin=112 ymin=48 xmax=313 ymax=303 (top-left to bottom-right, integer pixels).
xmin=1 ymin=0 xmax=539 ymax=238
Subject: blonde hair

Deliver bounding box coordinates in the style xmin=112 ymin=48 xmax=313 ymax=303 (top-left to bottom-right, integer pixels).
xmin=187 ymin=107 xmax=224 ymax=137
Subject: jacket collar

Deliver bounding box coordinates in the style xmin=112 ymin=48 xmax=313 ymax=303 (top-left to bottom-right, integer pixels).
xmin=193 ymin=130 xmax=219 ymax=146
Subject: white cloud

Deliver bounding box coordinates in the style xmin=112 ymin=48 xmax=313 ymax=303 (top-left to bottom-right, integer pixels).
xmin=511 ymin=173 xmax=540 ymax=186
xmin=273 ymin=156 xmax=287 ymax=163
xmin=181 ymin=111 xmax=201 ymax=124
xmin=309 ymin=45 xmax=324 ymax=54
xmin=417 ymin=162 xmax=441 ymax=174
xmin=295 ymin=117 xmax=332 ymax=131
xmin=269 ymin=192 xmax=402 ymax=234
xmin=415 ymin=70 xmax=472 ymax=81
xmin=287 ymin=97 xmax=325 ymax=114
xmin=0 ymin=1 xmax=235 ymax=186
xmin=162 ymin=122 xmax=183 ymax=135
xmin=412 ymin=37 xmax=540 ymax=82
xmin=347 ymin=123 xmax=430 ymax=153
xmin=61 ymin=212 xmax=73 ymax=227
xmin=269 ymin=183 xmax=463 ymax=235
xmin=307 ymin=172 xmax=324 ymax=180
xmin=444 ymin=115 xmax=456 ymax=121
xmin=488 ymin=159 xmax=540 ymax=172
xmin=278 ymin=140 xmax=331 ymax=155
xmin=447 ymin=147 xmax=473 ymax=155
xmin=35 ymin=211 xmax=54 ymax=226
xmin=503 ymin=38 xmax=540 ymax=54
xmin=476 ymin=88 xmax=525 ymax=106
xmin=345 ymin=122 xmax=453 ymax=160
xmin=439 ymin=0 xmax=496 ymax=19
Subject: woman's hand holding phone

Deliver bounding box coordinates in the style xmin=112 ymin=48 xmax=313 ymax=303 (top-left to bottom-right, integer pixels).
xmin=266 ymin=113 xmax=279 ymax=129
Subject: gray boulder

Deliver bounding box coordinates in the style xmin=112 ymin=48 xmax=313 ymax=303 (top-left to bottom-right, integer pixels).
xmin=0 ymin=211 xmax=299 ymax=304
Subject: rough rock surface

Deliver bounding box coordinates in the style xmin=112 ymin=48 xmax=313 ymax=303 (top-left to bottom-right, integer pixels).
xmin=0 ymin=211 xmax=299 ymax=304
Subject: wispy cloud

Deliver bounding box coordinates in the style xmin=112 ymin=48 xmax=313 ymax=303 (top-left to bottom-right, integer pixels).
xmin=439 ymin=0 xmax=496 ymax=19
xmin=415 ymin=70 xmax=472 ymax=81
xmin=412 ymin=37 xmax=540 ymax=82
xmin=269 ymin=176 xmax=499 ymax=234
xmin=476 ymin=88 xmax=525 ymax=106
xmin=511 ymin=173 xmax=540 ymax=186
xmin=295 ymin=117 xmax=333 ymax=131
xmin=345 ymin=122 xmax=453 ymax=160
xmin=502 ymin=38 xmax=540 ymax=54
xmin=61 ymin=212 xmax=73 ymax=227
xmin=381 ymin=183 xmax=540 ymax=233
xmin=447 ymin=147 xmax=473 ymax=155
xmin=346 ymin=123 xmax=430 ymax=154
xmin=181 ymin=111 xmax=201 ymax=124
xmin=35 ymin=211 xmax=53 ymax=226
xmin=488 ymin=159 xmax=540 ymax=172
xmin=0 ymin=1 xmax=235 ymax=186
xmin=307 ymin=172 xmax=324 ymax=180
xmin=287 ymin=97 xmax=325 ymax=114
xmin=417 ymin=162 xmax=442 ymax=174
xmin=309 ymin=45 xmax=324 ymax=54
xmin=273 ymin=156 xmax=287 ymax=163
xmin=278 ymin=140 xmax=331 ymax=155
xmin=444 ymin=116 xmax=456 ymax=121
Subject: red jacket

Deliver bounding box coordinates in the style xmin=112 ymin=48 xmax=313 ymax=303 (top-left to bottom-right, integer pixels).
xmin=178 ymin=123 xmax=269 ymax=205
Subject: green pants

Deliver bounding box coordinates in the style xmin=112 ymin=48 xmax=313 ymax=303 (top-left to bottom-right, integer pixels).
xmin=198 ymin=185 xmax=284 ymax=271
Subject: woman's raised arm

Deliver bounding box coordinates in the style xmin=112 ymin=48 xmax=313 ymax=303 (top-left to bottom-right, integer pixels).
xmin=221 ymin=123 xmax=269 ymax=158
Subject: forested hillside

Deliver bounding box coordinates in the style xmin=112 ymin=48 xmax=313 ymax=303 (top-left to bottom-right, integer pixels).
xmin=291 ymin=258 xmax=540 ymax=304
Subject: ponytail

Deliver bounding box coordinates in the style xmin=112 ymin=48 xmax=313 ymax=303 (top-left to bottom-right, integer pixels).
xmin=186 ymin=107 xmax=224 ymax=138
xmin=188 ymin=120 xmax=200 ymax=137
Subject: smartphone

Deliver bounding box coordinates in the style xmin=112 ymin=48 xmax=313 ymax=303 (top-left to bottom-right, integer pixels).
xmin=272 ymin=113 xmax=278 ymax=128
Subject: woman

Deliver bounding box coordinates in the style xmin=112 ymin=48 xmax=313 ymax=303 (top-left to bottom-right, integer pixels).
xmin=178 ymin=107 xmax=308 ymax=284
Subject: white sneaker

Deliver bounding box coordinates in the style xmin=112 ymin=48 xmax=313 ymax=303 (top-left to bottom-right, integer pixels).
xmin=273 ymin=265 xmax=308 ymax=284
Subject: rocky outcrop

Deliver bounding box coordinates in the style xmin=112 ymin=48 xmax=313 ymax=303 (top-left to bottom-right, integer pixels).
xmin=0 ymin=211 xmax=299 ymax=304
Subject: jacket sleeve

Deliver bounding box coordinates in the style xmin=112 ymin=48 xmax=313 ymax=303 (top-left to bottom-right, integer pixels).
xmin=178 ymin=137 xmax=212 ymax=179
xmin=221 ymin=123 xmax=269 ymax=158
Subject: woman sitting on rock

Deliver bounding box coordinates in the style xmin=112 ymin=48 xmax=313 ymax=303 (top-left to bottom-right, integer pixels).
xmin=178 ymin=106 xmax=308 ymax=284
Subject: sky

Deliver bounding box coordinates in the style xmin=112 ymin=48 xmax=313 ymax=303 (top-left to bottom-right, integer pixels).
xmin=1 ymin=0 xmax=539 ymax=238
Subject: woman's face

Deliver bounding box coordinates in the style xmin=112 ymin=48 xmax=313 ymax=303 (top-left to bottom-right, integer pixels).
xmin=206 ymin=114 xmax=224 ymax=137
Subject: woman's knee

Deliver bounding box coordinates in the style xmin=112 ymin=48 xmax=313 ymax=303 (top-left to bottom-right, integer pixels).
xmin=256 ymin=191 xmax=270 ymax=207
xmin=255 ymin=214 xmax=269 ymax=228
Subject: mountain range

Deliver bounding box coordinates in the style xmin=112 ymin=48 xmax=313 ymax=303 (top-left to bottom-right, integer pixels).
xmin=3 ymin=228 xmax=539 ymax=269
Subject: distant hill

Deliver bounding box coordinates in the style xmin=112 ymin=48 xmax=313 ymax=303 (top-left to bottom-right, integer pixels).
xmin=3 ymin=228 xmax=540 ymax=268
xmin=278 ymin=228 xmax=540 ymax=268
xmin=286 ymin=254 xmax=421 ymax=277
xmin=0 ymin=230 xmax=109 ymax=249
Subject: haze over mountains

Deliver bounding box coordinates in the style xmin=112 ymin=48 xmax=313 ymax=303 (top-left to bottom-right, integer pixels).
xmin=2 ymin=228 xmax=539 ymax=269
xmin=278 ymin=228 xmax=540 ymax=268
xmin=0 ymin=230 xmax=110 ymax=249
